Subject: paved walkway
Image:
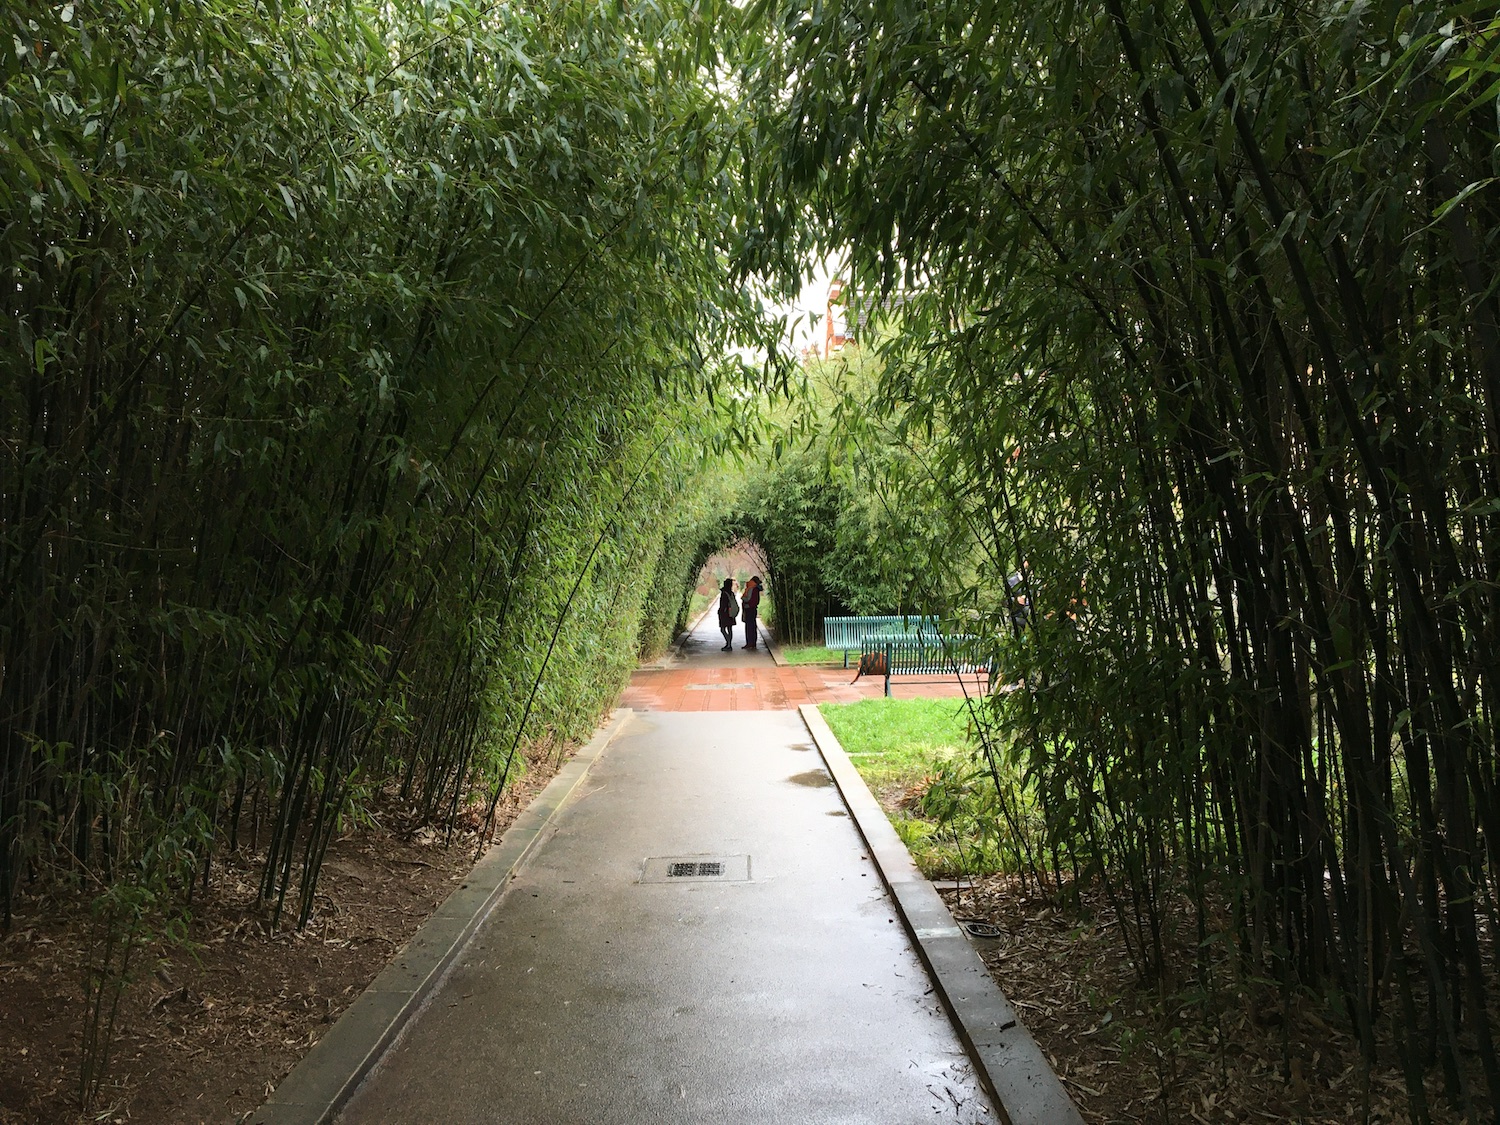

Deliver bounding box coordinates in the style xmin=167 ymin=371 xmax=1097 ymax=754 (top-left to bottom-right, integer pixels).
xmin=623 ymin=616 xmax=990 ymax=710
xmin=337 ymin=620 xmax=997 ymax=1124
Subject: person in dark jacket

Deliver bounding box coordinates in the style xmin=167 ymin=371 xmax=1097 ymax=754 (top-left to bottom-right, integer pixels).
xmin=742 ymin=576 xmax=763 ymax=650
xmin=716 ymin=578 xmax=738 ymax=652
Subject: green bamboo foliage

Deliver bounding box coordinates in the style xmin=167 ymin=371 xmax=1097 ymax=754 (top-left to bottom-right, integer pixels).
xmin=749 ymin=0 xmax=1500 ymax=1115
xmin=1 ymin=0 xmax=764 ymax=990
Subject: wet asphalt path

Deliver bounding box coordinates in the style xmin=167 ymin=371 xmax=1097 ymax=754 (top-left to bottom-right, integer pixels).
xmin=338 ymin=641 xmax=993 ymax=1123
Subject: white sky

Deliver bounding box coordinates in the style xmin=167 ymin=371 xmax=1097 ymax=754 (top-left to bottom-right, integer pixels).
xmin=785 ymin=256 xmax=838 ymax=352
xmin=728 ymin=254 xmax=845 ymax=371
xmin=765 ymin=253 xmax=843 ymax=356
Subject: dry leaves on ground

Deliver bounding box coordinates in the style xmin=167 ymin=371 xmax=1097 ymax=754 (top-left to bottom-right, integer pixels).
xmin=0 ymin=748 xmax=563 ymax=1125
xmin=944 ymin=875 xmax=1474 ymax=1125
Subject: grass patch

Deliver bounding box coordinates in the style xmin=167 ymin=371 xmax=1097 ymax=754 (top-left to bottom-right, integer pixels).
xmin=819 ymin=697 xmax=972 ymax=784
xmin=820 ymin=698 xmax=998 ymax=878
xmin=779 ymin=642 xmax=842 ymax=665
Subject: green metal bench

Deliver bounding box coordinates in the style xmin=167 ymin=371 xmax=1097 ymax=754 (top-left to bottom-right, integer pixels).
xmin=823 ymin=615 xmax=940 ymax=668
xmin=858 ymin=634 xmax=993 ymax=697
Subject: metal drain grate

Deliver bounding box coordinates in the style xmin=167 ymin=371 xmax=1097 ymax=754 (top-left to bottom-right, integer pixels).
xmin=668 ymin=861 xmax=724 ymax=878
xmin=640 ymin=855 xmax=751 ymax=883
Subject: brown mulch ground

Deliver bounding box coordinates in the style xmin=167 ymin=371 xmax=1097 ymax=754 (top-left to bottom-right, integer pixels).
xmin=864 ymin=766 xmax=1478 ymax=1125
xmin=941 ymin=875 xmax=1474 ymax=1125
xmin=0 ymin=747 xmax=565 ymax=1125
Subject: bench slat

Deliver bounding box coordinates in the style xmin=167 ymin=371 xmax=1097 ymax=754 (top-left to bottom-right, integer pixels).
xmin=860 ymin=634 xmax=993 ymax=696
xmin=823 ymin=615 xmax=941 ymax=669
xmin=824 ymin=615 xmax=939 ymax=645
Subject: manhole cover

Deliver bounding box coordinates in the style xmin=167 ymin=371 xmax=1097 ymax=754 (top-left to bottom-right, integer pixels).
xmin=640 ymin=855 xmax=751 ymax=883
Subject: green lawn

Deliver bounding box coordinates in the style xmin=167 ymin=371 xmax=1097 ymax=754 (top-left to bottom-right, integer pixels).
xmin=819 ymin=697 xmax=1011 ymax=878
xmin=820 ymin=696 xmax=971 ymax=784
xmin=778 ymin=642 xmax=842 ymax=665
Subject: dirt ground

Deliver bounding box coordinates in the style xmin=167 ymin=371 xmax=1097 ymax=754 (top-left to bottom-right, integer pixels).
xmin=943 ymin=875 xmax=1474 ymax=1125
xmin=856 ymin=769 xmax=1475 ymax=1125
xmin=0 ymin=747 xmax=564 ymax=1125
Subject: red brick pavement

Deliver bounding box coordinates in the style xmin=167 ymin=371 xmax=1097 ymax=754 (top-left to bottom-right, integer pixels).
xmin=626 ymin=615 xmax=991 ymax=711
xmin=620 ymin=663 xmax=991 ymax=712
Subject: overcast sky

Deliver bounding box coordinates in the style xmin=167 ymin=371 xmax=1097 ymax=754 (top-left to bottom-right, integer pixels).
xmin=779 ymin=254 xmax=841 ymax=354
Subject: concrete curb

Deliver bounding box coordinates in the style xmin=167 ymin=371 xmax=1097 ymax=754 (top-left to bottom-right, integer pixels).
xmin=247 ymin=709 xmax=635 ymax=1125
xmin=799 ymin=703 xmax=1085 ymax=1125
xmin=764 ymin=625 xmax=785 ymax=666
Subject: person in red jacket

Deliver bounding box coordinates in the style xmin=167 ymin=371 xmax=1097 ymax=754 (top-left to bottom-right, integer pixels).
xmin=741 ymin=575 xmax=763 ymax=650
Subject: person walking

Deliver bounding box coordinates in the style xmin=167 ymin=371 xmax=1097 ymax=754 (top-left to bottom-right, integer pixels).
xmin=716 ymin=577 xmax=738 ymax=652
xmin=742 ymin=575 xmax=762 ymax=650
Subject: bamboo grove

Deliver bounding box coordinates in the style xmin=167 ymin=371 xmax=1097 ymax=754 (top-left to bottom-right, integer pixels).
xmin=1 ymin=0 xmax=766 ymax=998
xmin=746 ymin=0 xmax=1500 ymax=1116
xmin=10 ymin=0 xmax=1500 ymax=1117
